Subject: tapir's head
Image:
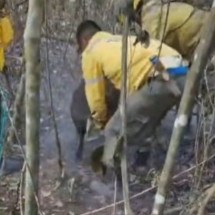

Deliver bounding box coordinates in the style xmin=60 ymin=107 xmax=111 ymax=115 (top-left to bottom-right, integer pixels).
xmin=76 ymin=20 xmax=101 ymax=54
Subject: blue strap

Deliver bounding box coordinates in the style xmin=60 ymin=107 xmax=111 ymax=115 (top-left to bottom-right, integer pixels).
xmin=167 ymin=66 xmax=188 ymax=76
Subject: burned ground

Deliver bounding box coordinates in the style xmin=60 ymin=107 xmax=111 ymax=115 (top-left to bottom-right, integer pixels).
xmin=1 ymin=0 xmax=215 ymax=214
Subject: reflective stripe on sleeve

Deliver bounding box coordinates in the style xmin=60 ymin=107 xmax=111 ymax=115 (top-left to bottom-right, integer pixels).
xmin=85 ymin=76 xmax=104 ymax=85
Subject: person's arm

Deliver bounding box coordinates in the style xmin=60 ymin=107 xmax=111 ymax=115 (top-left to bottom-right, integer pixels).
xmin=82 ymin=54 xmax=107 ymax=129
xmin=0 ymin=15 xmax=14 ymax=49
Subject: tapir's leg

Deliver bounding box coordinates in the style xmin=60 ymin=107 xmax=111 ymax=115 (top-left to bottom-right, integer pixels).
xmin=70 ymin=79 xmax=90 ymax=162
xmin=75 ymin=127 xmax=86 ymax=162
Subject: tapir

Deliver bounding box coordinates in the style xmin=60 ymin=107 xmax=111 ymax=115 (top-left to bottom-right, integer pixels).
xmin=70 ymin=78 xmax=120 ymax=161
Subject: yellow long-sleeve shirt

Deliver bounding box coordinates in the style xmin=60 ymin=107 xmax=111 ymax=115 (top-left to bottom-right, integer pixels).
xmin=115 ymin=0 xmax=208 ymax=61
xmin=82 ymin=31 xmax=181 ymax=126
xmin=0 ymin=16 xmax=14 ymax=71
xmin=141 ymin=1 xmax=208 ymax=60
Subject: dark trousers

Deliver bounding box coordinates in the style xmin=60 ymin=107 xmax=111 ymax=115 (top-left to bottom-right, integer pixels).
xmin=101 ymin=75 xmax=186 ymax=167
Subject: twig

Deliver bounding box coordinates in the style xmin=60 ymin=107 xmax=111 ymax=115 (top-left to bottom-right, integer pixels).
xmin=20 ymin=163 xmax=26 ymax=215
xmin=195 ymin=101 xmax=207 ymax=189
xmin=112 ymin=177 xmax=117 ymax=215
xmin=197 ymin=184 xmax=215 ymax=215
xmin=80 ymin=153 xmax=215 ymax=215
xmin=164 ymin=206 xmax=182 ymax=215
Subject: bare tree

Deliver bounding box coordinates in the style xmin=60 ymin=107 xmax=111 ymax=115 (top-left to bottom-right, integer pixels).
xmin=24 ymin=0 xmax=44 ymax=214
xmin=151 ymin=1 xmax=215 ymax=215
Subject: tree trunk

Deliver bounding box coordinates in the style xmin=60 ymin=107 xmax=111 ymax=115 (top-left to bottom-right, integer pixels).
xmin=24 ymin=0 xmax=44 ymax=214
xmin=151 ymin=1 xmax=215 ymax=215
xmin=120 ymin=16 xmax=133 ymax=215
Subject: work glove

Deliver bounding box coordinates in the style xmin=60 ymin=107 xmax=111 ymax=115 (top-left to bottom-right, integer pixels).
xmin=85 ymin=116 xmax=103 ymax=142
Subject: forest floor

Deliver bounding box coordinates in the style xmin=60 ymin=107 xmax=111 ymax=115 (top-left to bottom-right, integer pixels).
xmin=1 ymin=39 xmax=215 ymax=215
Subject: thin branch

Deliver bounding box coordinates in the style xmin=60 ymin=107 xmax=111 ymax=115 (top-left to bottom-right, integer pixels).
xmin=20 ymin=163 xmax=26 ymax=215
xmin=112 ymin=177 xmax=118 ymax=215
xmin=197 ymin=184 xmax=215 ymax=215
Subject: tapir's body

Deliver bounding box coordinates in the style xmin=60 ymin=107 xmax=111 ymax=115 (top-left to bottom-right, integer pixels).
xmin=70 ymin=78 xmax=120 ymax=161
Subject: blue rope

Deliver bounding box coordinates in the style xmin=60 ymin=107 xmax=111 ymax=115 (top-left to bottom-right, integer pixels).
xmin=0 ymin=86 xmax=10 ymax=166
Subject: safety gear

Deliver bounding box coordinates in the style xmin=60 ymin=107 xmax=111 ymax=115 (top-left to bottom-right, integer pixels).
xmin=82 ymin=31 xmax=181 ymax=127
xmin=0 ymin=16 xmax=14 ymax=71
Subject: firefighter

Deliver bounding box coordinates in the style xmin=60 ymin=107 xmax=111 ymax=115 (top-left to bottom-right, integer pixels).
xmin=114 ymin=0 xmax=209 ymax=61
xmin=0 ymin=0 xmax=14 ymax=72
xmin=0 ymin=0 xmax=16 ymax=176
xmin=76 ymin=20 xmax=188 ymax=172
